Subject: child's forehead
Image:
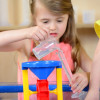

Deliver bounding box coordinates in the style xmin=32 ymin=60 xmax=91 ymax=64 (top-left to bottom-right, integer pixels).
xmin=34 ymin=2 xmax=64 ymax=17
xmin=35 ymin=8 xmax=66 ymax=18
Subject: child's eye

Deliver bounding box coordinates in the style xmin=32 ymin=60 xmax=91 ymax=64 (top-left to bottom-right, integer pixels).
xmin=57 ymin=20 xmax=63 ymax=22
xmin=43 ymin=21 xmax=49 ymax=24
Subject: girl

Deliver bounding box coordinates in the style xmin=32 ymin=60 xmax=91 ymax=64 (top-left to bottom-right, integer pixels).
xmin=0 ymin=0 xmax=91 ymax=99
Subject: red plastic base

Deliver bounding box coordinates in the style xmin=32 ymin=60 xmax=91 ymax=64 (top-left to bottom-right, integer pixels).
xmin=37 ymin=80 xmax=49 ymax=100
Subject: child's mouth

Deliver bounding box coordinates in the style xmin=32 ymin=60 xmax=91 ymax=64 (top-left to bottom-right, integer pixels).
xmin=50 ymin=33 xmax=57 ymax=37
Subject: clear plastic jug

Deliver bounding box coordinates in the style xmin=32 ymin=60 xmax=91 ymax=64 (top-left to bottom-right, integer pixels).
xmin=32 ymin=37 xmax=58 ymax=60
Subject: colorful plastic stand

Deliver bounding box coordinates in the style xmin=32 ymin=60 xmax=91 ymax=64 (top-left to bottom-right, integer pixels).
xmin=22 ymin=60 xmax=63 ymax=100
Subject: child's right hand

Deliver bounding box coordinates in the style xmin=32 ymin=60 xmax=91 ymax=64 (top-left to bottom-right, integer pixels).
xmin=26 ymin=26 xmax=49 ymax=41
xmin=70 ymin=72 xmax=88 ymax=93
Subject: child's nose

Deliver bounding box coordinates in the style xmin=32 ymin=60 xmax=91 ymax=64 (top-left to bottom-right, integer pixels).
xmin=49 ymin=22 xmax=56 ymax=31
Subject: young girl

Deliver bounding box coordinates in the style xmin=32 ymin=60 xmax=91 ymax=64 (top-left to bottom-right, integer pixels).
xmin=0 ymin=0 xmax=91 ymax=99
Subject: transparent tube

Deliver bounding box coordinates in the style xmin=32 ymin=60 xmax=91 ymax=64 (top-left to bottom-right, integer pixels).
xmin=56 ymin=49 xmax=72 ymax=82
xmin=56 ymin=49 xmax=85 ymax=99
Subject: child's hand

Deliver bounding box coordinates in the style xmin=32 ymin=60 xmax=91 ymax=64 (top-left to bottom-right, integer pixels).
xmin=27 ymin=26 xmax=49 ymax=41
xmin=71 ymin=72 xmax=88 ymax=93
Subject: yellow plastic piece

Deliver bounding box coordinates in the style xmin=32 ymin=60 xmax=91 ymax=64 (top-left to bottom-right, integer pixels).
xmin=22 ymin=70 xmax=30 ymax=100
xmin=56 ymin=68 xmax=63 ymax=100
xmin=94 ymin=20 xmax=100 ymax=38
xmin=50 ymin=89 xmax=57 ymax=95
xmin=29 ymin=90 xmax=38 ymax=96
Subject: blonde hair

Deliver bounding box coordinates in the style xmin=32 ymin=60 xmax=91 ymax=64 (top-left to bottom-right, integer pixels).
xmin=30 ymin=0 xmax=81 ymax=72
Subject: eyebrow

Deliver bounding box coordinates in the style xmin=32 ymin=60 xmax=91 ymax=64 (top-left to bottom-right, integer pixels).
xmin=56 ymin=17 xmax=64 ymax=19
xmin=41 ymin=18 xmax=49 ymax=20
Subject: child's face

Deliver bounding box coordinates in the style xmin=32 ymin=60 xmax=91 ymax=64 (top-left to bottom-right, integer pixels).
xmin=34 ymin=1 xmax=69 ymax=42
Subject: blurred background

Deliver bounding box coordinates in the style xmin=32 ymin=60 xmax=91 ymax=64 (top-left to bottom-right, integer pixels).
xmin=0 ymin=0 xmax=99 ymax=83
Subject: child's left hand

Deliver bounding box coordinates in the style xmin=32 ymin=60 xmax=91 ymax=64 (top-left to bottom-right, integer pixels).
xmin=70 ymin=72 xmax=89 ymax=93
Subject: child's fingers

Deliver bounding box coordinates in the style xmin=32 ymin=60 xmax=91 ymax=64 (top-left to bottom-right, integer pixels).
xmin=71 ymin=78 xmax=82 ymax=89
xmin=35 ymin=31 xmax=45 ymax=41
xmin=71 ymin=78 xmax=82 ymax=92
xmin=39 ymin=26 xmax=49 ymax=38
xmin=38 ymin=29 xmax=48 ymax=40
xmin=32 ymin=34 xmax=40 ymax=41
xmin=71 ymin=73 xmax=88 ymax=93
xmin=72 ymin=81 xmax=83 ymax=93
xmin=71 ymin=73 xmax=79 ymax=82
xmin=31 ymin=26 xmax=49 ymax=41
xmin=79 ymin=80 xmax=88 ymax=92
xmin=42 ymin=27 xmax=50 ymax=35
xmin=35 ymin=28 xmax=49 ymax=41
xmin=73 ymin=80 xmax=87 ymax=93
xmin=71 ymin=73 xmax=82 ymax=86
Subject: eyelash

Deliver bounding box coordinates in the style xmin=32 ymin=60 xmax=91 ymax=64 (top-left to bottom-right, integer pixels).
xmin=43 ymin=21 xmax=48 ymax=23
xmin=57 ymin=20 xmax=62 ymax=22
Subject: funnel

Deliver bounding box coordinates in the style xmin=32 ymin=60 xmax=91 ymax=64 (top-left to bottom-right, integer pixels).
xmin=22 ymin=61 xmax=62 ymax=80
